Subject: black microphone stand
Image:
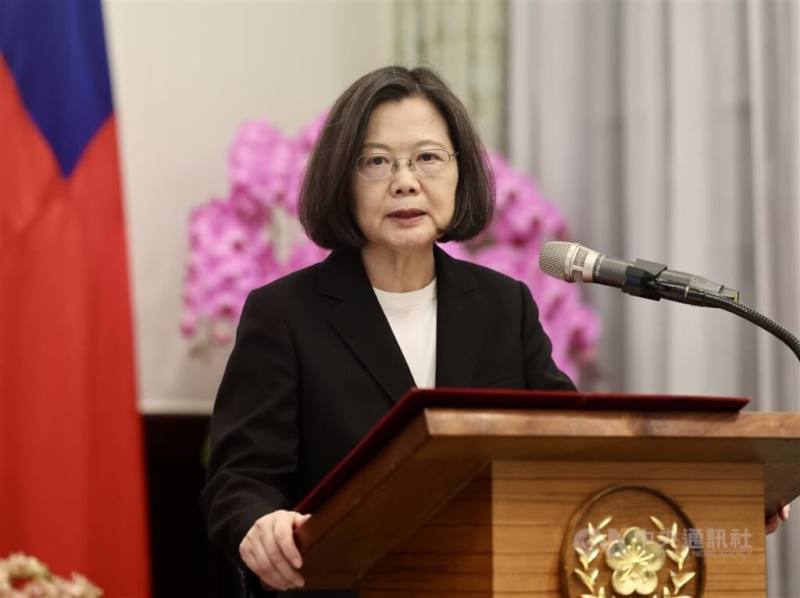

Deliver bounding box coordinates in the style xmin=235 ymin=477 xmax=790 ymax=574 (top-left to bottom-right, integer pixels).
xmin=698 ymin=294 xmax=800 ymax=363
xmin=621 ymin=259 xmax=800 ymax=363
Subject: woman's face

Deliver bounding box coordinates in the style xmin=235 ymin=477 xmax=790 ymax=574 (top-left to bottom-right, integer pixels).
xmin=352 ymin=96 xmax=458 ymax=255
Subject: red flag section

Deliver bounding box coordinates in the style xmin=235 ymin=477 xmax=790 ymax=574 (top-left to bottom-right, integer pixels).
xmin=0 ymin=2 xmax=151 ymax=595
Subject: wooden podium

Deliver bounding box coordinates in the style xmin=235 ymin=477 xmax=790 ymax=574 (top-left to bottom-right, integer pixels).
xmin=293 ymin=389 xmax=800 ymax=597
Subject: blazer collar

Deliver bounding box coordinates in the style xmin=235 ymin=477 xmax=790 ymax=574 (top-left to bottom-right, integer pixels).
xmin=318 ymin=245 xmax=486 ymax=402
xmin=432 ymin=245 xmax=485 ymax=388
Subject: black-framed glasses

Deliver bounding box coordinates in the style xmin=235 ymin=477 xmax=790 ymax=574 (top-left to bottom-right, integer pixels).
xmin=355 ymin=148 xmax=458 ymax=180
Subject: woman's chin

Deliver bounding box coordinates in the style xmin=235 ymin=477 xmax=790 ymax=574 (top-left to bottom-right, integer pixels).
xmin=375 ymin=231 xmax=438 ymax=254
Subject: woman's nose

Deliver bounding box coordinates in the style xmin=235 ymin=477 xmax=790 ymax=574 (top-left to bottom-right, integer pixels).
xmin=389 ymin=161 xmax=420 ymax=196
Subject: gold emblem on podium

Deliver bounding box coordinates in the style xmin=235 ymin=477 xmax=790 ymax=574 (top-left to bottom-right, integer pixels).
xmin=560 ymin=485 xmax=705 ymax=597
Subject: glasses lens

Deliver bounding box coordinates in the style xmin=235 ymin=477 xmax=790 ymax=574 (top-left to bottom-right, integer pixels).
xmin=413 ymin=149 xmax=449 ymax=174
xmin=357 ymin=154 xmax=392 ymax=179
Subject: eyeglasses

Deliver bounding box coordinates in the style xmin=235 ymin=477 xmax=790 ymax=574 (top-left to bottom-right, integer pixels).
xmin=355 ymin=148 xmax=458 ymax=180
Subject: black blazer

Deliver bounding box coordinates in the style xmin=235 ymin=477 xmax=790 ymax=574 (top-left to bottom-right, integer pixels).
xmin=200 ymin=245 xmax=575 ymax=597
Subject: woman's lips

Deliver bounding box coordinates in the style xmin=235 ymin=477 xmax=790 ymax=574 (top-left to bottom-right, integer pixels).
xmin=388 ymin=209 xmax=426 ymax=220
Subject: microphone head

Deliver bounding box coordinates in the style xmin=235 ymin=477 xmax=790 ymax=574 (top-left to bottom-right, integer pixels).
xmin=539 ymin=241 xmax=579 ymax=282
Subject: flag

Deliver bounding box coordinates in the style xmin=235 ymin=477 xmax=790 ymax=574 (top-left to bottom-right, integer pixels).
xmin=0 ymin=1 xmax=151 ymax=595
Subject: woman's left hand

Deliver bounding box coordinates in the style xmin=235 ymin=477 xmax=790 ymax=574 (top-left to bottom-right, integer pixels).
xmin=766 ymin=504 xmax=791 ymax=534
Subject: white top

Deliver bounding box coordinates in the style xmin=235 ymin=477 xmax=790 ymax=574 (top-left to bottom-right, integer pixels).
xmin=372 ymin=278 xmax=437 ymax=388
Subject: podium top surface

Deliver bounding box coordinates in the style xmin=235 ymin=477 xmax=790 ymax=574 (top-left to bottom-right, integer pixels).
xmin=296 ymin=389 xmax=751 ymax=513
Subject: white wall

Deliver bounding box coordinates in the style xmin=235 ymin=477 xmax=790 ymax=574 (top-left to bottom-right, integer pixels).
xmin=104 ymin=0 xmax=395 ymax=413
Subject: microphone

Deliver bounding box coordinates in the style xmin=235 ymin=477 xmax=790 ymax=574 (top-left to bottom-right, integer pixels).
xmin=538 ymin=241 xmax=740 ymax=306
xmin=538 ymin=241 xmax=800 ymax=363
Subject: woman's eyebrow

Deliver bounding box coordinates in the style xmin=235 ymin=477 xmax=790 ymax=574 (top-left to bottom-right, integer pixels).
xmin=361 ymin=139 xmax=448 ymax=152
xmin=361 ymin=142 xmax=393 ymax=152
xmin=412 ymin=139 xmax=447 ymax=149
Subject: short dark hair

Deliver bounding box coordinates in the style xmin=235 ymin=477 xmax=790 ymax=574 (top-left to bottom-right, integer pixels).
xmin=299 ymin=65 xmax=495 ymax=249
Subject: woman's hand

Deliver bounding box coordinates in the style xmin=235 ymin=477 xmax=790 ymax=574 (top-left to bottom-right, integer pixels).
xmin=766 ymin=504 xmax=791 ymax=535
xmin=239 ymin=510 xmax=312 ymax=591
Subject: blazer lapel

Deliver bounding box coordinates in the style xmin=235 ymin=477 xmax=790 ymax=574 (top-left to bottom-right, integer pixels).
xmin=434 ymin=245 xmax=486 ymax=387
xmin=319 ymin=249 xmax=415 ymax=403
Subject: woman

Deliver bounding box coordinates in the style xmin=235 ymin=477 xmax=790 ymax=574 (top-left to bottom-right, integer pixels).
xmin=200 ymin=65 xmax=575 ymax=597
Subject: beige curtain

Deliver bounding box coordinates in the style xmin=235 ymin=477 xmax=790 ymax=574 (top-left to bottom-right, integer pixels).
xmin=394 ymin=0 xmax=507 ymax=152
xmin=508 ymin=0 xmax=800 ymax=593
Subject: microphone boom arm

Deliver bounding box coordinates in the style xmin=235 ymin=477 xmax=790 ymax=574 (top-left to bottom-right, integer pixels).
xmin=695 ymin=294 xmax=800 ymax=363
xmin=621 ymin=259 xmax=800 ymax=362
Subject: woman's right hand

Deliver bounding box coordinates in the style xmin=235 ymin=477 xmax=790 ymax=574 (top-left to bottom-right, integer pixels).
xmin=239 ymin=509 xmax=311 ymax=591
